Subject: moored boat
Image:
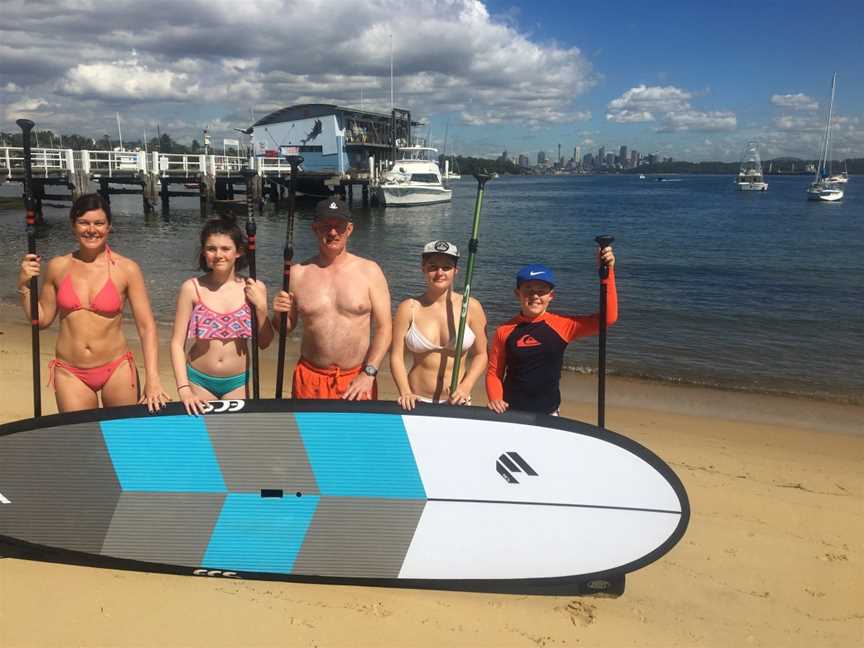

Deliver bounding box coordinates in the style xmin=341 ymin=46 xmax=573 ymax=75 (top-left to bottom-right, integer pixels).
xmin=736 ymin=143 xmax=768 ymax=191
xmin=807 ymin=73 xmax=844 ymax=203
xmin=376 ymin=146 xmax=452 ymax=207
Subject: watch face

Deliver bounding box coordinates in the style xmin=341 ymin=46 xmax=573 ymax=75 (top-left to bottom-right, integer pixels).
xmin=363 ymin=365 xmax=378 ymax=377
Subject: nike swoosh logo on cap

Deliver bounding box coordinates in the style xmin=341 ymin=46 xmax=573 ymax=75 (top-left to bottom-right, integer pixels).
xmin=529 ymin=271 xmax=545 ymax=276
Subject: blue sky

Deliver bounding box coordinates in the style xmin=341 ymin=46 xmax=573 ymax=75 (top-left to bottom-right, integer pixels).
xmin=461 ymin=0 xmax=864 ymax=160
xmin=2 ymin=0 xmax=862 ymax=161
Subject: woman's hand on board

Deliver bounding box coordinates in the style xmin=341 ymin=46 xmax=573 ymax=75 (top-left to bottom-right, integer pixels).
xmin=177 ymin=384 xmax=208 ymax=416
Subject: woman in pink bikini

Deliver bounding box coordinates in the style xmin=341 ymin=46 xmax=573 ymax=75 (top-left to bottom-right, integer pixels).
xmin=390 ymin=240 xmax=488 ymax=410
xmin=170 ymin=216 xmax=273 ymax=415
xmin=16 ymin=193 xmax=169 ymax=413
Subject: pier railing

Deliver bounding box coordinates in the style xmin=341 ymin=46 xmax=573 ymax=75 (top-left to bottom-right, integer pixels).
xmin=1 ymin=146 xmax=277 ymax=180
xmin=1 ymin=147 xmax=73 ymax=177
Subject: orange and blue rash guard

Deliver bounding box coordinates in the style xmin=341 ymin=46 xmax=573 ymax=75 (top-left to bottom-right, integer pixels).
xmin=486 ymin=270 xmax=617 ymax=414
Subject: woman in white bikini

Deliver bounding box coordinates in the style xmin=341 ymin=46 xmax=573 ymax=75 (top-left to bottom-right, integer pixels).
xmin=390 ymin=241 xmax=488 ymax=410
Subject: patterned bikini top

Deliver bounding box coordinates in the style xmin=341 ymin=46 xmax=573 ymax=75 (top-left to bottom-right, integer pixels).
xmin=187 ymin=278 xmax=252 ymax=340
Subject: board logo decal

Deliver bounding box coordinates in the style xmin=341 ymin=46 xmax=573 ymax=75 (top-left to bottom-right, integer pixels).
xmin=199 ymin=400 xmax=245 ymax=414
xmin=0 ymin=490 xmax=10 ymax=504
xmin=496 ymin=452 xmax=538 ymax=484
xmin=193 ymin=568 xmax=241 ymax=578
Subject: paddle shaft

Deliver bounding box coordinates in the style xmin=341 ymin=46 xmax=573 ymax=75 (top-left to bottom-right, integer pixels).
xmin=449 ymin=173 xmax=493 ymax=395
xmin=275 ymin=156 xmax=303 ymax=398
xmin=244 ymin=170 xmax=260 ymax=399
xmin=595 ymin=234 xmax=614 ymax=429
xmin=17 ymin=119 xmax=40 ymax=417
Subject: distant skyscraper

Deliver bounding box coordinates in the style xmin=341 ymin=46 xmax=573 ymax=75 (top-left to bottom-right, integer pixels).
xmin=598 ymin=146 xmax=606 ymax=165
xmin=537 ymin=150 xmax=547 ymax=165
xmin=619 ymin=146 xmax=628 ymax=168
xmin=518 ymin=154 xmax=530 ymax=168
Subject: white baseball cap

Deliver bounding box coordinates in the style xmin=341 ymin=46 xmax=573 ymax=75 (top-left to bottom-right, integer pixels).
xmin=422 ymin=240 xmax=460 ymax=260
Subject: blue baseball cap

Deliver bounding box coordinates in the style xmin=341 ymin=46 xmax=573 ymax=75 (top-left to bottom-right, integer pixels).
xmin=516 ymin=264 xmax=556 ymax=288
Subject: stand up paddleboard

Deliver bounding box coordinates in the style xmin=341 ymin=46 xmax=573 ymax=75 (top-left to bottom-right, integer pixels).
xmin=0 ymin=400 xmax=689 ymax=595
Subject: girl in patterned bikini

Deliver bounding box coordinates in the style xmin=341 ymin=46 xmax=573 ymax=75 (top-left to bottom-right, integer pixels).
xmin=170 ymin=217 xmax=273 ymax=415
xmin=390 ymin=240 xmax=488 ymax=410
xmin=16 ymin=193 xmax=169 ymax=413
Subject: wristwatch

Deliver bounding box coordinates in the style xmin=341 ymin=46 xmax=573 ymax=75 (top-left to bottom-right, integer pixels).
xmin=362 ymin=364 xmax=378 ymax=377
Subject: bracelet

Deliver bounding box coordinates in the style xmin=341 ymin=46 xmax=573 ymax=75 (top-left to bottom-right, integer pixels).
xmin=177 ymin=384 xmax=191 ymax=391
xmin=17 ymin=287 xmax=30 ymax=295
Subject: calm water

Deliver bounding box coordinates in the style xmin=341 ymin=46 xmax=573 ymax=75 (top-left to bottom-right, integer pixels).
xmin=1 ymin=174 xmax=861 ymax=403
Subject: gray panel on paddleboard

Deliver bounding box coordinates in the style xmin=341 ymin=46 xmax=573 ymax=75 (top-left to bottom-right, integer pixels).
xmin=293 ymin=497 xmax=425 ymax=577
xmin=0 ymin=422 xmax=120 ymax=554
xmin=205 ymin=413 xmax=319 ymax=494
xmin=101 ymin=492 xmax=225 ymax=567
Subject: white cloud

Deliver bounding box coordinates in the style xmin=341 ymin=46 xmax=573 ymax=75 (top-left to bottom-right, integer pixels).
xmin=771 ymin=93 xmax=818 ymax=111
xmin=774 ymin=115 xmax=822 ymax=131
xmin=658 ymin=110 xmax=736 ymax=132
xmin=59 ymin=59 xmax=200 ymax=101
xmin=607 ymin=84 xmax=736 ymax=132
xmin=2 ymin=82 xmax=20 ymax=92
xmin=606 ymin=85 xmax=692 ymax=122
xmin=3 ymin=97 xmax=51 ymax=122
xmin=1 ymin=0 xmax=597 ymax=140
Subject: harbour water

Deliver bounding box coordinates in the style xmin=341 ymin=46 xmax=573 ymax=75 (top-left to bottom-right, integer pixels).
xmin=1 ymin=174 xmax=861 ymax=404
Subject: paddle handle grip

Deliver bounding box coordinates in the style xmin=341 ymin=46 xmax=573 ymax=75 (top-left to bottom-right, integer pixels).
xmin=595 ymin=235 xmax=614 ymax=280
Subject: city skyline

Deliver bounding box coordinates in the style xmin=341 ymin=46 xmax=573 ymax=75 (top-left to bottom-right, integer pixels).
xmin=1 ymin=0 xmax=862 ymax=162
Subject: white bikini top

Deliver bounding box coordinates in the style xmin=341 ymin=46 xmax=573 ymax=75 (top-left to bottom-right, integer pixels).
xmin=404 ymin=301 xmax=476 ymax=354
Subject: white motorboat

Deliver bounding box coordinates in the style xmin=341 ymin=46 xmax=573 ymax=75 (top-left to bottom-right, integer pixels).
xmin=736 ymin=142 xmax=768 ymax=191
xmin=807 ymin=73 xmax=844 ymax=202
xmin=376 ymin=146 xmax=452 ymax=206
xmin=826 ymin=161 xmax=849 ymax=184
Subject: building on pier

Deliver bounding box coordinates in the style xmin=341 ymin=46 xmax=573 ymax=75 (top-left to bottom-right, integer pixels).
xmin=251 ymin=104 xmax=416 ymax=193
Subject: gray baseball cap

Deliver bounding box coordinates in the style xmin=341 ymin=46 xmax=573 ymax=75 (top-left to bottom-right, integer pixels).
xmin=422 ymin=240 xmax=460 ymax=260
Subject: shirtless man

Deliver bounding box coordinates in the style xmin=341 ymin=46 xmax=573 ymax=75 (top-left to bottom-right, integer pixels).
xmin=272 ymin=198 xmax=392 ymax=400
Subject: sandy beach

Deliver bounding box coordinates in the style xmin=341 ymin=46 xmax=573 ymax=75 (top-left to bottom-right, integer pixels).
xmin=0 ymin=304 xmax=861 ymax=647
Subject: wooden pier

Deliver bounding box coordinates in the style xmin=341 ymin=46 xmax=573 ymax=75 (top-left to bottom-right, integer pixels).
xmin=0 ymin=147 xmax=374 ymax=218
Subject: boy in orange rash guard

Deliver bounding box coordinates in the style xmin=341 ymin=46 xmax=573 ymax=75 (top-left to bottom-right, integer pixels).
xmin=486 ymin=245 xmax=616 ymax=415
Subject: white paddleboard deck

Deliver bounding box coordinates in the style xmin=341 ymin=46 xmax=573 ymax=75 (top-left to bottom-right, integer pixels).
xmin=0 ymin=400 xmax=689 ymax=595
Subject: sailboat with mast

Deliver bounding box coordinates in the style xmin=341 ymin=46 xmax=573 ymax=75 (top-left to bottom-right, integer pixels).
xmin=807 ymin=73 xmax=844 ymax=202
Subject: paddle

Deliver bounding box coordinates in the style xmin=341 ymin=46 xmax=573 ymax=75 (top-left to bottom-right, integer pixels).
xmin=594 ymin=234 xmax=615 ymax=429
xmin=275 ymin=155 xmax=303 ymax=398
xmin=242 ymin=169 xmax=260 ymax=399
xmin=449 ymin=172 xmax=494 ymax=397
xmin=17 ymin=118 xmax=40 ymax=418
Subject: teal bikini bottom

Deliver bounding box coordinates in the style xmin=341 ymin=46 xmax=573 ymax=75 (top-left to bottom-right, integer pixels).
xmin=187 ymin=365 xmax=246 ymax=398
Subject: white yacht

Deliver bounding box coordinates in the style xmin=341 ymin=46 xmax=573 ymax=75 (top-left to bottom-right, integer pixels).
xmin=807 ymin=73 xmax=844 ymax=202
xmin=826 ymin=161 xmax=849 ymax=184
xmin=376 ymin=146 xmax=452 ymax=206
xmin=441 ymin=157 xmax=461 ymax=182
xmin=736 ymin=143 xmax=768 ymax=191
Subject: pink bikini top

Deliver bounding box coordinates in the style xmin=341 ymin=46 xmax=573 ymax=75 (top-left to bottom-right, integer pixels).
xmin=56 ymin=246 xmax=123 ymax=317
xmin=187 ymin=278 xmax=252 ymax=340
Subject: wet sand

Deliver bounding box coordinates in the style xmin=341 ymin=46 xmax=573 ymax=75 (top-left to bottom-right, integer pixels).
xmin=0 ymin=305 xmax=861 ymax=647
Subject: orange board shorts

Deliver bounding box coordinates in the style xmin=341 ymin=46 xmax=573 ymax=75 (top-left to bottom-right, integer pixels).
xmin=292 ymin=358 xmax=378 ymax=400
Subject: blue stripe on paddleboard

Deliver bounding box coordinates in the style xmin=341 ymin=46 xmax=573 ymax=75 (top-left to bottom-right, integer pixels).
xmin=101 ymin=416 xmax=226 ymax=492
xmin=203 ymin=493 xmax=319 ymax=574
xmin=295 ymin=413 xmax=425 ymax=499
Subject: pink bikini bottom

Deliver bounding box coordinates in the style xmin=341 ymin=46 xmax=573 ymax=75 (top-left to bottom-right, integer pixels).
xmin=48 ymin=351 xmax=137 ymax=393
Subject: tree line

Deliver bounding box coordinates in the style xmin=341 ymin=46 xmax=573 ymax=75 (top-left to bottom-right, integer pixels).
xmin=0 ymin=130 xmax=211 ymax=154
